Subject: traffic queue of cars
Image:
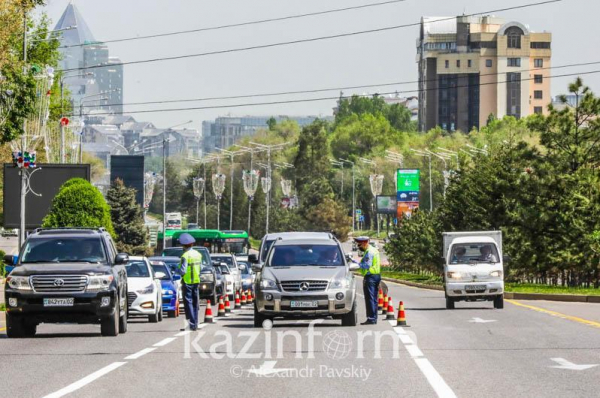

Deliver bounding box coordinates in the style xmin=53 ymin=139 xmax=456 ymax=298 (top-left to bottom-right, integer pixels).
xmin=2 ymin=227 xmax=254 ymax=338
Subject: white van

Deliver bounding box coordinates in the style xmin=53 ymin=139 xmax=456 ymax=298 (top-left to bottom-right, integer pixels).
xmin=165 ymin=212 xmax=182 ymax=230
xmin=443 ymin=231 xmax=505 ymax=309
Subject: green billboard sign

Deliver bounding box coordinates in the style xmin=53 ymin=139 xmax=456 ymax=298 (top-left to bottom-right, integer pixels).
xmin=397 ymin=169 xmax=420 ymax=192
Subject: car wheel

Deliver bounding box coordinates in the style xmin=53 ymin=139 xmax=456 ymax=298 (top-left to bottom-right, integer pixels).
xmin=168 ymin=310 xmax=176 ymax=318
xmin=6 ymin=313 xmax=35 ymax=338
xmin=341 ymin=302 xmax=357 ymax=327
xmin=493 ymin=295 xmax=504 ymax=309
xmin=101 ymin=306 xmax=120 ymax=336
xmin=446 ymin=297 xmax=455 ymax=310
xmin=119 ymin=296 xmax=128 ymax=334
xmin=149 ymin=306 xmax=159 ymax=323
xmin=253 ymin=304 xmax=268 ymax=328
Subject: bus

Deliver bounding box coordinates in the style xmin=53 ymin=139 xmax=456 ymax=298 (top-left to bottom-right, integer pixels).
xmin=169 ymin=230 xmax=250 ymax=256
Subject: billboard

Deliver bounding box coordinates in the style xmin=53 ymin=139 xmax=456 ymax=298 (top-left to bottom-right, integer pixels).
xmin=376 ymin=195 xmax=397 ymax=214
xmin=3 ymin=164 xmax=91 ymax=229
xmin=110 ymin=155 xmax=144 ymax=206
xmin=397 ymin=169 xmax=420 ymax=218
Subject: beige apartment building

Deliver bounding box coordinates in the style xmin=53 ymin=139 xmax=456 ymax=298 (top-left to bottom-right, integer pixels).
xmin=417 ymin=16 xmax=552 ymax=132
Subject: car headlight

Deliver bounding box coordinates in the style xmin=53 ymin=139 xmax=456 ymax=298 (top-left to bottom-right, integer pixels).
xmin=162 ymin=289 xmax=174 ymax=295
xmin=330 ymin=277 xmax=350 ymax=289
xmin=137 ymin=284 xmax=154 ymax=294
xmin=260 ymin=278 xmax=278 ymax=290
xmin=87 ymin=274 xmax=114 ymax=292
xmin=7 ymin=276 xmax=32 ymax=291
xmin=201 ymin=273 xmax=214 ymax=283
xmin=490 ymin=271 xmax=502 ymax=278
xmin=446 ymin=271 xmax=462 ymax=280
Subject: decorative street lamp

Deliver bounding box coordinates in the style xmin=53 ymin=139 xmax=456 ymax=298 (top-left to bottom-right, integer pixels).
xmin=242 ymin=170 xmax=260 ymax=236
xmin=212 ymin=173 xmax=226 ymax=230
xmin=193 ymin=177 xmax=205 ymax=226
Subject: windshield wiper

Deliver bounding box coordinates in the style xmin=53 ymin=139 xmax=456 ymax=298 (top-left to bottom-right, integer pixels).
xmin=21 ymin=260 xmax=60 ymax=264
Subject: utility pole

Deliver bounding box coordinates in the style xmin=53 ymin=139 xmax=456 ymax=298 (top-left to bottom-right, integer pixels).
xmin=163 ymin=137 xmax=167 ymax=239
xmin=19 ymin=8 xmax=27 ymax=249
xmin=216 ymin=148 xmax=246 ymax=230
xmin=340 ymin=159 xmax=356 ymax=233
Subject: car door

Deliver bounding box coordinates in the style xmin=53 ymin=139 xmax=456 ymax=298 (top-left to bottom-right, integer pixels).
xmin=147 ymin=259 xmax=161 ymax=307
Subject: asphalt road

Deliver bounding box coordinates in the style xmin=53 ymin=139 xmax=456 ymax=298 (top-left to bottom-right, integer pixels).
xmin=1 ymin=279 xmax=599 ymax=398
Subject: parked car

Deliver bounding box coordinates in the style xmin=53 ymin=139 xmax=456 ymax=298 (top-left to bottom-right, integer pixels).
xmin=252 ymin=237 xmax=359 ymax=327
xmin=3 ymin=228 xmax=129 ymax=337
xmin=211 ymin=253 xmax=242 ymax=298
xmin=150 ymin=260 xmax=180 ymax=318
xmin=237 ymin=261 xmax=254 ymax=291
xmin=126 ymin=256 xmax=163 ymax=323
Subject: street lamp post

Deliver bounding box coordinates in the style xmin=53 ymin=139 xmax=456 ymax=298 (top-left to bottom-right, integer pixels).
xmin=329 ymin=159 xmax=344 ymax=196
xmin=216 ymin=147 xmax=246 ymax=230
xmin=340 ymin=159 xmax=356 ymax=233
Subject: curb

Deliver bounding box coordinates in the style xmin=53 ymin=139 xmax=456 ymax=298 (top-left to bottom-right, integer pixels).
xmin=381 ymin=276 xmax=600 ymax=303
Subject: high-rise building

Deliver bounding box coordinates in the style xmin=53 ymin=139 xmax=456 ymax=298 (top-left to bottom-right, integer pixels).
xmin=417 ymin=16 xmax=552 ymax=132
xmin=54 ymin=3 xmax=123 ymax=115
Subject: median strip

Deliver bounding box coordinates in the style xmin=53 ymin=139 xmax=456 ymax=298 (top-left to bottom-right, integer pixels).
xmin=507 ymin=300 xmax=600 ymax=329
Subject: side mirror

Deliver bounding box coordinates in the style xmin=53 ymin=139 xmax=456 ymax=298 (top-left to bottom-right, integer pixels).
xmin=155 ymin=271 xmax=166 ymax=279
xmin=349 ymin=263 xmax=360 ymax=272
xmin=4 ymin=254 xmax=16 ymax=265
xmin=251 ymin=263 xmax=262 ymax=273
xmin=173 ymin=274 xmax=181 ymax=281
xmin=345 ymin=253 xmax=353 ymax=262
xmin=248 ymin=254 xmax=258 ymax=263
xmin=503 ymin=256 xmax=511 ymax=263
xmin=115 ymin=253 xmax=129 ymax=265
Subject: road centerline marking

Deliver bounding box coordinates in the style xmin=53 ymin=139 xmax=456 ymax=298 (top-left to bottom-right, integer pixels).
xmin=414 ymin=357 xmax=457 ymax=398
xmin=42 ymin=362 xmax=127 ymax=398
xmin=507 ymin=300 xmax=600 ymax=329
xmin=154 ymin=337 xmax=177 ymax=347
xmin=125 ymin=347 xmax=156 ymax=360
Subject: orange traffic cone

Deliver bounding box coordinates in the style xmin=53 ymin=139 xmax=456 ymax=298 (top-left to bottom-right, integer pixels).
xmin=218 ymin=296 xmax=226 ymax=317
xmin=247 ymin=289 xmax=254 ymax=304
xmin=204 ymin=299 xmax=215 ymax=323
xmin=241 ymin=290 xmax=247 ymax=305
xmin=234 ymin=291 xmax=241 ymax=309
xmin=224 ymin=295 xmax=232 ymax=314
xmin=397 ymin=301 xmax=408 ymax=327
xmin=386 ymin=296 xmax=396 ymax=320
xmin=377 ymin=289 xmax=384 ymax=313
xmin=382 ymin=295 xmax=388 ymax=316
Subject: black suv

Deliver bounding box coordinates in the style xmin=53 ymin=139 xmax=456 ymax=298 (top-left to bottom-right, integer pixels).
xmin=4 ymin=228 xmax=129 ymax=338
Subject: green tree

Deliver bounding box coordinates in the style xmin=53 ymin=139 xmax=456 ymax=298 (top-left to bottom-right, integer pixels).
xmin=106 ymin=179 xmax=148 ymax=254
xmin=148 ymin=160 xmax=183 ymax=216
xmin=42 ymin=178 xmax=114 ymax=236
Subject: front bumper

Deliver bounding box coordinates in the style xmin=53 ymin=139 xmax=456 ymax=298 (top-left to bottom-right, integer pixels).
xmin=162 ymin=294 xmax=177 ymax=311
xmin=4 ymin=289 xmax=117 ymax=323
xmin=254 ymin=289 xmax=354 ymax=317
xmin=128 ymin=292 xmax=158 ymax=315
xmin=446 ymin=281 xmax=504 ymax=298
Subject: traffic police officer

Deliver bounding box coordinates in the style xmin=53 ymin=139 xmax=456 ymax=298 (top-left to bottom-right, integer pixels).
xmin=354 ymin=236 xmax=381 ymax=325
xmin=177 ymin=233 xmax=202 ymax=331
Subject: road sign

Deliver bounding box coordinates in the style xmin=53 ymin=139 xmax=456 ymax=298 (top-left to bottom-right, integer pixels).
xmin=355 ymin=209 xmax=362 ymax=215
xmin=358 ymin=215 xmax=365 ymax=222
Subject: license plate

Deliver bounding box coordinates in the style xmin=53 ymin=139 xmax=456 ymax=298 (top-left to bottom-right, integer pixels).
xmin=43 ymin=298 xmax=74 ymax=307
xmin=290 ymin=301 xmax=318 ymax=308
xmin=465 ymin=285 xmax=486 ymax=292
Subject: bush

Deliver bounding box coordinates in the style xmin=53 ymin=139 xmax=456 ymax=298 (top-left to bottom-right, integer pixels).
xmin=42 ymin=178 xmax=115 ymax=236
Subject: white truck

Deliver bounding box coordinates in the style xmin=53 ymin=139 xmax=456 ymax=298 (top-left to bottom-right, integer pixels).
xmin=165 ymin=212 xmax=182 ymax=230
xmin=442 ymin=231 xmax=505 ymax=310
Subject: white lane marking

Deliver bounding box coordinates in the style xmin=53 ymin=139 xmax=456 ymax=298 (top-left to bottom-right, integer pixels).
xmin=393 ymin=325 xmax=406 ymax=334
xmin=175 ymin=330 xmax=192 ymax=337
xmin=398 ymin=335 xmax=414 ymax=344
xmin=42 ymin=362 xmax=127 ymax=398
xmin=153 ymin=337 xmax=177 ymax=347
xmin=414 ymin=358 xmax=457 ymax=398
xmin=469 ymin=317 xmax=497 ymax=324
xmin=550 ymin=358 xmax=599 ymax=371
xmin=124 ymin=347 xmax=156 ymax=360
xmin=405 ymin=344 xmax=424 ymax=358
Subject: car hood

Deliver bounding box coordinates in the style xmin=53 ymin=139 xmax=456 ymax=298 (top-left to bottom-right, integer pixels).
xmin=263 ymin=266 xmax=346 ymax=282
xmin=127 ymin=277 xmax=155 ymax=292
xmin=10 ymin=263 xmax=112 ymax=276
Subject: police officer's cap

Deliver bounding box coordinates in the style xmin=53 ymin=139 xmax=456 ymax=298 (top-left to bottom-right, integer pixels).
xmin=354 ymin=236 xmax=370 ymax=242
xmin=179 ymin=233 xmax=195 ymax=245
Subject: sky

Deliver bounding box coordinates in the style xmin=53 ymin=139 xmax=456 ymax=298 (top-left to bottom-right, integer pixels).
xmin=41 ymin=0 xmax=599 ymax=131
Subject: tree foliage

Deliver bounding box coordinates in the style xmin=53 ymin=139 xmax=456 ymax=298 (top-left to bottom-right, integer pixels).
xmin=106 ymin=179 xmax=148 ymax=254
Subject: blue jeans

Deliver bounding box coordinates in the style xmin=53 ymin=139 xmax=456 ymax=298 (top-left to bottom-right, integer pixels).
xmin=182 ymin=283 xmax=199 ymax=329
xmin=363 ymin=274 xmax=381 ymax=323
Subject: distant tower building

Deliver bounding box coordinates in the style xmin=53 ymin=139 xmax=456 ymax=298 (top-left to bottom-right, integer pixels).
xmin=54 ymin=2 xmax=123 ymax=115
xmin=417 ymin=16 xmax=552 ymax=132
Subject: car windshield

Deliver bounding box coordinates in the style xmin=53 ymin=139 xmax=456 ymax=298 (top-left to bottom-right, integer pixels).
xmin=450 ymin=243 xmax=500 ymax=264
xmin=21 ymin=237 xmax=107 ymax=264
xmin=150 ymin=263 xmax=171 ymax=279
xmin=126 ymin=261 xmax=150 ymax=278
xmin=269 ymin=244 xmax=343 ymax=267
xmin=167 ymin=220 xmax=180 ymax=226
xmin=213 ymin=256 xmax=233 ymax=267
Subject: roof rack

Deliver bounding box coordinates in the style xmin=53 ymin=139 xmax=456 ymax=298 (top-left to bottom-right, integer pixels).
xmin=34 ymin=227 xmax=107 ymax=234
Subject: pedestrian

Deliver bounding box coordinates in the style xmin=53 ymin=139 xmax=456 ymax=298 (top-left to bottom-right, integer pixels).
xmin=176 ymin=233 xmax=202 ymax=331
xmin=354 ymin=236 xmax=381 ymax=325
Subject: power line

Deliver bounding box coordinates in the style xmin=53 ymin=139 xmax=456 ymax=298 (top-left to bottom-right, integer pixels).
xmin=81 ymin=59 xmax=600 ymax=109
xmin=59 ymin=0 xmax=408 ymax=49
xmin=67 ymin=68 xmax=600 ymax=117
xmin=62 ymin=0 xmax=562 ymax=72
